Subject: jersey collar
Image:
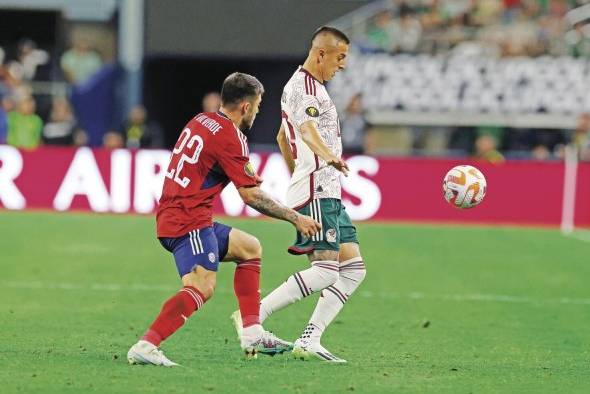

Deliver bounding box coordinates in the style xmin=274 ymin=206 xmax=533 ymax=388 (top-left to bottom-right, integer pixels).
xmin=216 ymin=111 xmax=230 ymax=120
xmin=299 ymin=66 xmax=324 ymax=85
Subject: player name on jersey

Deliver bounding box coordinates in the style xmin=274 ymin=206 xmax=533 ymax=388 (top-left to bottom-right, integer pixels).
xmin=194 ymin=114 xmax=222 ymax=135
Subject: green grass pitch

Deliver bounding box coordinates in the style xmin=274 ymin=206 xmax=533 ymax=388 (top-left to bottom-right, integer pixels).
xmin=1 ymin=211 xmax=590 ymax=393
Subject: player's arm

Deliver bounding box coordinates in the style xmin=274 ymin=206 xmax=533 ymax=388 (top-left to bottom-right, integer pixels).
xmin=276 ymin=124 xmax=295 ymax=174
xmin=300 ymin=120 xmax=349 ymax=176
xmin=238 ymin=186 xmax=321 ymax=238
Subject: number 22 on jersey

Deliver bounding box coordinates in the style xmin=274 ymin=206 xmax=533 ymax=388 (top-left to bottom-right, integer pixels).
xmin=165 ymin=128 xmax=204 ymax=188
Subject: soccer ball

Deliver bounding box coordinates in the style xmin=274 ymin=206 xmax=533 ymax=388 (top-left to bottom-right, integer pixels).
xmin=443 ymin=165 xmax=487 ymax=209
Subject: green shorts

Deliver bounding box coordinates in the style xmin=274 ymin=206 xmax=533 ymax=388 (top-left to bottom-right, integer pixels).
xmin=288 ymin=198 xmax=359 ymax=255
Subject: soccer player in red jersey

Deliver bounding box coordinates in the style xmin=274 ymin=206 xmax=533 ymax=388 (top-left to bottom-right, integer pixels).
xmin=127 ymin=72 xmax=321 ymax=366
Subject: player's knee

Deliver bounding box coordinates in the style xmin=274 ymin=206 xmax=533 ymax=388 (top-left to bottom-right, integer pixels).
xmin=325 ymin=269 xmax=340 ymax=286
xmin=313 ymin=263 xmax=339 ymax=287
xmin=243 ymin=236 xmax=262 ymax=260
xmin=357 ymin=264 xmax=367 ymax=283
xmin=199 ymin=280 xmax=216 ymax=301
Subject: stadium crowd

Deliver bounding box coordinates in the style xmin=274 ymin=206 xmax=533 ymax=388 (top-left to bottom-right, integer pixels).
xmin=0 ymin=36 xmax=164 ymax=151
xmin=340 ymin=0 xmax=590 ymax=161
xmin=358 ymin=0 xmax=590 ymax=58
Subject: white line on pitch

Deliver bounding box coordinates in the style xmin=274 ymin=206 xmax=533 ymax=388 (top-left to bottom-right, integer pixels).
xmin=2 ymin=281 xmax=590 ymax=306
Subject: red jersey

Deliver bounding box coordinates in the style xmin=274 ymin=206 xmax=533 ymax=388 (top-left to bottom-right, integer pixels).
xmin=156 ymin=112 xmax=258 ymax=237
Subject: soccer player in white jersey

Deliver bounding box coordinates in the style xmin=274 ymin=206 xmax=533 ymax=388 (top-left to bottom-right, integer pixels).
xmin=232 ymin=26 xmax=366 ymax=363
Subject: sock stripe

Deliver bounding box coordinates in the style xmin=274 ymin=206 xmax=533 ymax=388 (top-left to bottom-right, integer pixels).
xmin=312 ymin=262 xmax=340 ymax=272
xmin=294 ymin=272 xmax=310 ymax=297
xmin=329 ymin=285 xmax=348 ymax=301
xmin=180 ymin=287 xmax=204 ymax=309
xmin=340 ymin=256 xmax=363 ymax=265
xmin=238 ymin=258 xmax=261 ymax=264
xmin=340 ymin=262 xmax=365 ymax=271
xmin=297 ymin=272 xmax=312 ymax=296
xmin=292 ymin=273 xmax=307 ymax=297
xmin=237 ymin=263 xmax=261 ymax=269
xmin=325 ymin=286 xmax=347 ymax=304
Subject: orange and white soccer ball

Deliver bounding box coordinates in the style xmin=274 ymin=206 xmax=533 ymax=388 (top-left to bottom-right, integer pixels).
xmin=443 ymin=165 xmax=487 ymax=209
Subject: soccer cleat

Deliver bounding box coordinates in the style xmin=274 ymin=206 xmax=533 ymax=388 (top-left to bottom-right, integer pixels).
xmin=241 ymin=330 xmax=294 ymax=359
xmin=292 ymin=338 xmax=347 ymax=363
xmin=127 ymin=340 xmax=179 ymax=367
xmin=230 ymin=310 xmax=243 ymax=341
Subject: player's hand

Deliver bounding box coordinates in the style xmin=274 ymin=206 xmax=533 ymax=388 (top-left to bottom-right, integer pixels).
xmin=295 ymin=213 xmax=322 ymax=238
xmin=327 ymin=156 xmax=349 ymax=176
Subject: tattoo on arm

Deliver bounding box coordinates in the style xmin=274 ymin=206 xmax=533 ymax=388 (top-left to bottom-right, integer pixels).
xmin=245 ymin=187 xmax=298 ymax=223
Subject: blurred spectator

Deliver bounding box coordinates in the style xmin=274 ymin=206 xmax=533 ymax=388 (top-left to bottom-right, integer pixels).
xmin=531 ymin=144 xmax=551 ymax=160
xmin=60 ymin=38 xmax=103 ymax=84
xmin=474 ymin=134 xmax=505 ymax=163
xmin=572 ymin=112 xmax=590 ymax=161
xmin=42 ymin=97 xmax=85 ymax=146
xmin=366 ymin=10 xmax=394 ymax=51
xmin=103 ymin=131 xmax=124 ymax=149
xmin=119 ymin=105 xmax=164 ymax=149
xmin=340 ymin=93 xmax=372 ymax=154
xmin=565 ymin=22 xmax=590 ymax=58
xmin=202 ymin=92 xmax=221 ymax=113
xmin=0 ymin=50 xmax=18 ymax=99
xmin=7 ymin=95 xmax=43 ymax=149
xmin=390 ymin=4 xmax=423 ymax=53
xmin=6 ymin=38 xmax=49 ymax=82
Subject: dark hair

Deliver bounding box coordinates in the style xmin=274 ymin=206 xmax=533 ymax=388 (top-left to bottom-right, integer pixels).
xmin=311 ymin=26 xmax=350 ymax=45
xmin=221 ymin=72 xmax=264 ymax=107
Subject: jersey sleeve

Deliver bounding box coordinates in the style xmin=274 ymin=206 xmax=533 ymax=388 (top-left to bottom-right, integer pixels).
xmin=216 ymin=130 xmax=259 ymax=189
xmin=291 ymin=89 xmax=321 ymax=129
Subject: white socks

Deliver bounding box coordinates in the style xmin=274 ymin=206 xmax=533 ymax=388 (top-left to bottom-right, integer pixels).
xmin=307 ymin=257 xmax=366 ymax=341
xmin=259 ymin=261 xmax=339 ymax=323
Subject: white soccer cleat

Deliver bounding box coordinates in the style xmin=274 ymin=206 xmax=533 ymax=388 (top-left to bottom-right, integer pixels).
xmin=127 ymin=340 xmax=179 ymax=367
xmin=292 ymin=338 xmax=347 ymax=363
xmin=241 ymin=330 xmax=293 ymax=360
xmin=230 ymin=310 xmax=243 ymax=340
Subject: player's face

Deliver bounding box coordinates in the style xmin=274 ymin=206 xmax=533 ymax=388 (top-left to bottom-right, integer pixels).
xmin=321 ymin=41 xmax=349 ymax=81
xmin=239 ymin=94 xmax=262 ymax=133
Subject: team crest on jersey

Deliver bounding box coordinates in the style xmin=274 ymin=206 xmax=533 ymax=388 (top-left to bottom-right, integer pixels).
xmin=305 ymin=106 xmax=319 ymax=117
xmin=208 ymin=252 xmax=216 ymax=263
xmin=244 ymin=162 xmax=256 ymax=177
xmin=326 ymin=228 xmax=337 ymax=243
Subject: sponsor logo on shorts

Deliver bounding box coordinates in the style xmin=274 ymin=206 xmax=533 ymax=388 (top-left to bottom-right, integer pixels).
xmin=326 ymin=228 xmax=337 ymax=243
xmin=208 ymin=252 xmax=216 ymax=262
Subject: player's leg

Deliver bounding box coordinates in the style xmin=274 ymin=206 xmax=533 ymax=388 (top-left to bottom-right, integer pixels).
xmin=259 ymin=199 xmax=341 ymax=323
xmin=293 ymin=204 xmax=365 ymax=363
xmin=215 ymin=223 xmax=292 ymax=358
xmin=304 ymin=242 xmax=366 ymax=344
xmin=128 ymin=229 xmax=219 ymax=366
xmin=220 ymin=225 xmax=262 ymax=334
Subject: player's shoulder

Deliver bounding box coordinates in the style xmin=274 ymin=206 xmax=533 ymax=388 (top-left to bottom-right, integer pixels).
xmin=197 ymin=112 xmax=248 ymax=154
xmin=188 ymin=111 xmax=234 ymax=136
xmin=286 ymin=67 xmax=322 ymax=98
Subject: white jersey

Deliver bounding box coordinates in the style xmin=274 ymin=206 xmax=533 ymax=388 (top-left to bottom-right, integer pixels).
xmin=281 ymin=67 xmax=343 ymax=208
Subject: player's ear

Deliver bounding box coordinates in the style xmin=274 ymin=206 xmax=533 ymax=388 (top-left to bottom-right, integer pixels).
xmin=241 ymin=101 xmax=250 ymax=115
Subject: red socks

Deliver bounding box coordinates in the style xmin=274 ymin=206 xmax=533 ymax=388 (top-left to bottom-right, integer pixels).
xmin=142 ymin=286 xmax=205 ymax=346
xmin=141 ymin=258 xmax=261 ymax=347
xmin=234 ymin=258 xmax=261 ymax=328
